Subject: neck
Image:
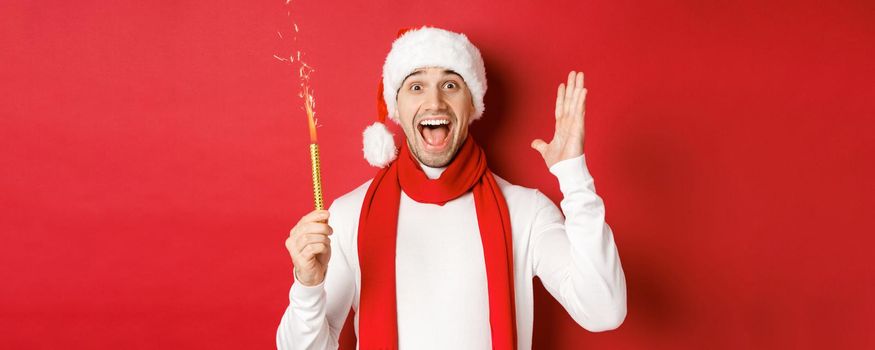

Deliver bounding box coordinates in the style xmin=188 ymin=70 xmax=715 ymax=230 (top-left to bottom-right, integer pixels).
xmin=417 ymin=159 xmax=447 ymax=179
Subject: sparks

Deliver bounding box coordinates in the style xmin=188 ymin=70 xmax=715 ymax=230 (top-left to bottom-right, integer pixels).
xmin=280 ymin=2 xmax=319 ymax=144
xmin=304 ymin=84 xmax=317 ymax=143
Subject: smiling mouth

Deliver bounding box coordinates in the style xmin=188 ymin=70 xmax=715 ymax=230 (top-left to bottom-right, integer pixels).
xmin=417 ymin=117 xmax=453 ymax=151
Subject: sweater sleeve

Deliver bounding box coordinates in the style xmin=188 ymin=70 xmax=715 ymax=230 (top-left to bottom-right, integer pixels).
xmin=276 ymin=202 xmax=357 ymax=349
xmin=530 ymin=154 xmax=627 ymax=332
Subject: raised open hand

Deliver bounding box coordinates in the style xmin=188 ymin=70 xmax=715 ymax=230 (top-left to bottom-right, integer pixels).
xmin=531 ymin=71 xmax=587 ymax=168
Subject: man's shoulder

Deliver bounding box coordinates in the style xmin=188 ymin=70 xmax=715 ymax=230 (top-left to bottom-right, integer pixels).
xmin=327 ymin=179 xmax=372 ymax=218
xmin=491 ymin=173 xmax=560 ymax=236
xmin=492 ymin=173 xmax=552 ymax=207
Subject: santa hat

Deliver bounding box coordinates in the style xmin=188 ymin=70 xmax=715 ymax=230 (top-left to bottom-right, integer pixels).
xmin=362 ymin=26 xmax=488 ymax=168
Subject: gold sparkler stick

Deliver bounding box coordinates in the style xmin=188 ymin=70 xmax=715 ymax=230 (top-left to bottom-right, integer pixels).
xmin=309 ymin=143 xmax=324 ymax=210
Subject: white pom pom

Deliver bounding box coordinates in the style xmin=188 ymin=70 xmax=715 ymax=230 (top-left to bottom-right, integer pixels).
xmin=362 ymin=122 xmax=397 ymax=168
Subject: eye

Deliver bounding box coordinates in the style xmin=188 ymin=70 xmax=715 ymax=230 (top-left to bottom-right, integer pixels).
xmin=443 ymin=81 xmax=458 ymax=89
xmin=410 ymin=84 xmax=422 ymax=91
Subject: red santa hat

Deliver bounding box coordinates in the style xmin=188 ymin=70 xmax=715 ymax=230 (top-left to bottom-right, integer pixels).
xmin=362 ymin=26 xmax=488 ymax=168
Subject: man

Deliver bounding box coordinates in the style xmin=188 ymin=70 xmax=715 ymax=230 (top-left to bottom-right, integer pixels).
xmin=277 ymin=26 xmax=626 ymax=350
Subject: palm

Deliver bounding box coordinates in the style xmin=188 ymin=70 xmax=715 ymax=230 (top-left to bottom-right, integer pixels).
xmin=531 ymin=71 xmax=587 ymax=168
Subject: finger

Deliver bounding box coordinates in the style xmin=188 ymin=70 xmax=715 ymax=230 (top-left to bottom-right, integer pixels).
xmin=285 ymin=236 xmax=295 ymax=252
xmin=570 ymin=75 xmax=584 ymax=118
xmin=309 ymin=222 xmax=334 ymax=236
xmin=296 ymin=221 xmax=333 ymax=237
xmin=566 ymin=71 xmax=576 ymax=92
xmin=572 ymin=88 xmax=587 ymax=121
xmin=577 ymin=88 xmax=588 ymax=119
xmin=296 ymin=233 xmax=330 ymax=256
xmin=302 ymin=242 xmax=329 ymax=258
xmin=555 ymin=84 xmax=565 ymax=119
xmin=299 ymin=210 xmax=330 ymax=225
xmin=564 ymin=71 xmax=575 ymax=115
xmin=531 ymin=139 xmax=548 ymax=155
xmin=577 ymin=72 xmax=586 ymax=119
xmin=571 ymin=89 xmax=585 ymax=125
xmin=302 ymin=233 xmax=331 ymax=247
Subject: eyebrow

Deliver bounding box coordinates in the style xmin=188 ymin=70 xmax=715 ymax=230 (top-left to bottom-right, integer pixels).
xmin=400 ymin=69 xmax=463 ymax=86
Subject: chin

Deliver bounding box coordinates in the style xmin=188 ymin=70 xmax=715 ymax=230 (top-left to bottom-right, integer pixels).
xmin=409 ymin=138 xmax=458 ymax=168
xmin=420 ymin=155 xmax=453 ymax=168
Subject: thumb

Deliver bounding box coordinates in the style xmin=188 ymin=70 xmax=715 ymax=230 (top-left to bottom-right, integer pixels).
xmin=531 ymin=139 xmax=548 ymax=155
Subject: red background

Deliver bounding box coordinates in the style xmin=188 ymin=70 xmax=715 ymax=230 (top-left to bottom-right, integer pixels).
xmin=2 ymin=0 xmax=873 ymax=348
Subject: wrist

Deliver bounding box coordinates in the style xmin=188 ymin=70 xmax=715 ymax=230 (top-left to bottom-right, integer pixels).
xmin=294 ymin=267 xmax=325 ymax=287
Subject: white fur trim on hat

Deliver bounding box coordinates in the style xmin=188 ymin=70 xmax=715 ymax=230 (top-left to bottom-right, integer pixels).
xmin=362 ymin=121 xmax=397 ymax=168
xmin=382 ymin=26 xmax=487 ymax=124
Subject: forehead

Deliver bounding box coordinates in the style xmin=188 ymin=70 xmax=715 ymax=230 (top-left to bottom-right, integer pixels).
xmin=401 ymin=67 xmax=463 ymax=84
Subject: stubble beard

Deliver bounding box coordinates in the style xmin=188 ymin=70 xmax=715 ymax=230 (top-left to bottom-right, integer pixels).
xmin=406 ymin=136 xmax=459 ymax=168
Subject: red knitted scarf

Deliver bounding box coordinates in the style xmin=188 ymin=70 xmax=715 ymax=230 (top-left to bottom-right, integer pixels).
xmin=357 ymin=136 xmax=518 ymax=349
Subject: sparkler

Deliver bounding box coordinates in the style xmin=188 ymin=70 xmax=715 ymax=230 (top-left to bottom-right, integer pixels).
xmin=304 ymin=84 xmax=324 ymax=211
xmin=277 ymin=5 xmax=322 ymax=211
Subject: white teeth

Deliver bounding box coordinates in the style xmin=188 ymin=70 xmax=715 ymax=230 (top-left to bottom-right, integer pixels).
xmin=419 ymin=119 xmax=450 ymax=126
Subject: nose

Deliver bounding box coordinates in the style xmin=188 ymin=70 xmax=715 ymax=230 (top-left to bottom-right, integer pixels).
xmin=423 ymin=85 xmax=448 ymax=112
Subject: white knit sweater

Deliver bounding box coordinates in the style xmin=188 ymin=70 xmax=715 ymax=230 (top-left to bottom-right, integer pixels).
xmin=276 ymin=155 xmax=627 ymax=349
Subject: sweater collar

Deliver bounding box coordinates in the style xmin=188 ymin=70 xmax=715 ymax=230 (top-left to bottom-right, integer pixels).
xmin=416 ymin=160 xmax=447 ymax=179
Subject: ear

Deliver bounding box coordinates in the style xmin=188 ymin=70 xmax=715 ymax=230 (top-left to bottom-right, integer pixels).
xmin=468 ymin=99 xmax=477 ymax=125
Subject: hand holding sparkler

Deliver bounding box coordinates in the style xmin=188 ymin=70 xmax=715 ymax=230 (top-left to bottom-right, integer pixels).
xmin=286 ymin=209 xmax=333 ymax=286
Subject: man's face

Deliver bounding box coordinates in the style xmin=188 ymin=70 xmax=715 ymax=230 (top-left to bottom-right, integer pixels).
xmin=395 ymin=67 xmax=475 ymax=168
